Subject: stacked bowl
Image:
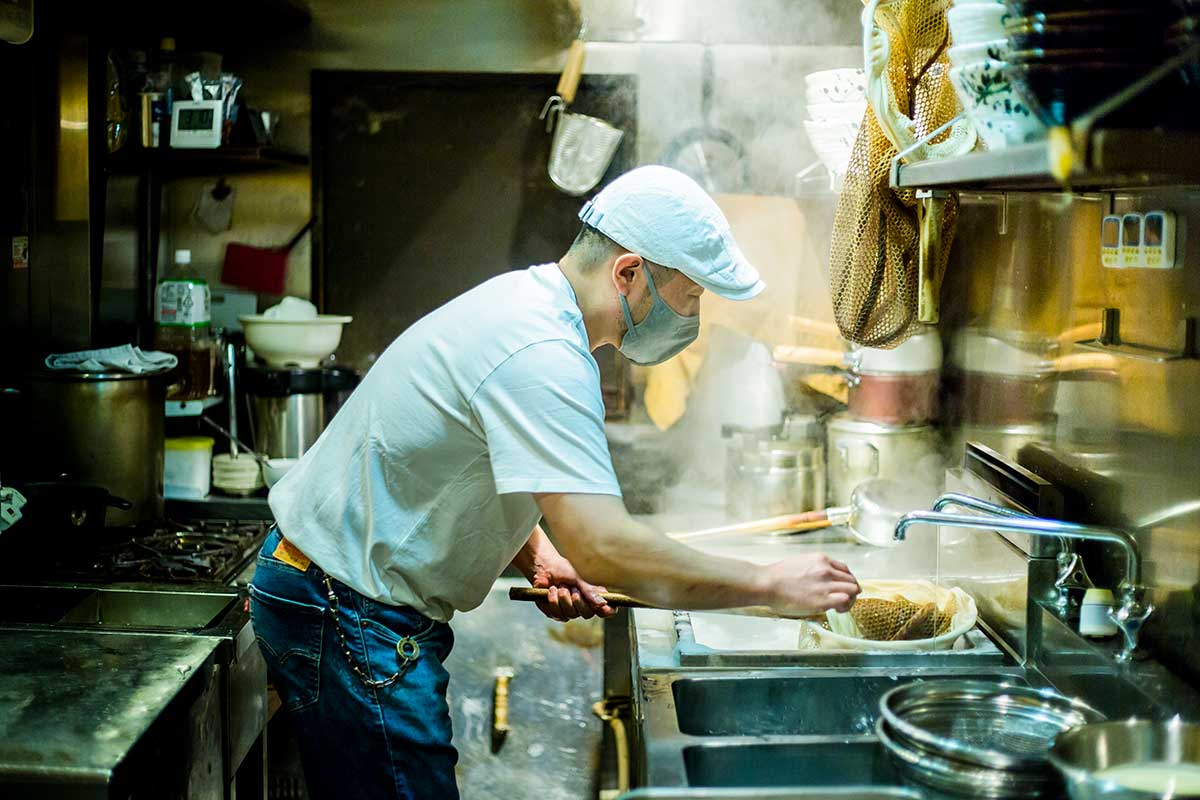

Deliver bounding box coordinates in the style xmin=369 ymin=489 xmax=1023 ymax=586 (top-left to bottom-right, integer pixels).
xmin=1003 ymin=0 xmax=1196 ymax=129
xmin=877 ymin=680 xmax=1108 ymax=798
xmin=803 ymin=68 xmax=868 ymax=177
xmin=947 ymin=0 xmax=1045 ymax=149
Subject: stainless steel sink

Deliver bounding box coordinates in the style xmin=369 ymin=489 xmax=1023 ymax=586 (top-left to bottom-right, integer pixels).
xmin=672 ymin=673 xmax=1028 ymax=737
xmin=619 ymin=789 xmax=922 ymax=799
xmin=60 ymin=588 xmax=238 ymax=630
xmin=683 ymin=742 xmax=900 ymax=788
xmin=0 ymin=585 xmax=238 ymax=631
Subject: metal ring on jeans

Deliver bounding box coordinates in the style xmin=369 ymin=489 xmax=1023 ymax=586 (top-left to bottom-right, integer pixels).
xmin=324 ymin=575 xmax=419 ymax=689
xmin=397 ymin=637 xmax=420 ymax=661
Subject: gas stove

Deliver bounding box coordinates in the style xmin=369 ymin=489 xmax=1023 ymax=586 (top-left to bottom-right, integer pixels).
xmin=39 ymin=518 xmax=269 ymax=586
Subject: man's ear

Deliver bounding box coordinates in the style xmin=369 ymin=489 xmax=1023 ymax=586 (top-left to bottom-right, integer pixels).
xmin=611 ymin=252 xmax=644 ymax=296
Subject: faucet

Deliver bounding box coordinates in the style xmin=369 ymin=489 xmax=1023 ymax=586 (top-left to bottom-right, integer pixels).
xmin=895 ymin=500 xmax=1153 ymax=663
xmin=933 ymin=493 xmax=1093 ymax=613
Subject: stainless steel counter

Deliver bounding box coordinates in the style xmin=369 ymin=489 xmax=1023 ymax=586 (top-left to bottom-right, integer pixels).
xmin=617 ymin=507 xmax=1200 ymax=796
xmin=0 ymin=629 xmax=223 ymax=797
xmin=0 ymin=582 xmax=267 ymax=800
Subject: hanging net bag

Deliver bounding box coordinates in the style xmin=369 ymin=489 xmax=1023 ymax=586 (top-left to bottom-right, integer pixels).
xmin=829 ymin=0 xmax=975 ymax=348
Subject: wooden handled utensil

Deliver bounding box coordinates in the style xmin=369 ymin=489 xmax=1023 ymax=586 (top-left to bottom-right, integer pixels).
xmin=507 ymin=587 xmax=826 ymax=621
xmin=666 ymin=507 xmax=851 ymax=542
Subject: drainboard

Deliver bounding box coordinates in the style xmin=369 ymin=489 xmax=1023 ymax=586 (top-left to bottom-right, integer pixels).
xmin=684 ymin=742 xmax=899 ymax=788
xmin=672 ymin=673 xmax=1028 ymax=737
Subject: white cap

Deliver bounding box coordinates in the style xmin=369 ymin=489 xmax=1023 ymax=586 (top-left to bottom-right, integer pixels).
xmin=578 ymin=165 xmax=765 ymax=301
xmin=174 ymin=249 xmax=192 ymax=265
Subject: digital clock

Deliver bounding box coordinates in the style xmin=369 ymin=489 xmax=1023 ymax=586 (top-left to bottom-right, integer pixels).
xmin=170 ymin=100 xmax=224 ymax=149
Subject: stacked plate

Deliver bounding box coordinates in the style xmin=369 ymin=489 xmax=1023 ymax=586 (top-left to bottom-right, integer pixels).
xmin=1003 ymin=0 xmax=1196 ymax=128
xmin=876 ymin=679 xmax=1107 ymax=798
xmin=947 ymin=0 xmax=1045 ymax=149
xmin=803 ymin=68 xmax=868 ymax=177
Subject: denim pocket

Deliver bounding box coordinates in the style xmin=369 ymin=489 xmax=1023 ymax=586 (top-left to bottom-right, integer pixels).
xmin=249 ymin=584 xmax=325 ymax=712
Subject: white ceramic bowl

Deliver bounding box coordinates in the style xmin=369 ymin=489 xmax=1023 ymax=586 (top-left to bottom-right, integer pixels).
xmin=804 ymin=68 xmax=867 ymax=105
xmin=948 ymin=37 xmax=1012 ymax=67
xmin=240 ymin=314 xmax=353 ymax=368
xmin=947 ymin=3 xmax=1009 ymax=45
xmin=807 ymin=101 xmax=869 ymax=124
xmin=262 ymin=457 xmax=299 ymax=488
xmin=949 ymin=59 xmax=1045 ymax=150
xmin=804 ymin=119 xmax=859 ymax=174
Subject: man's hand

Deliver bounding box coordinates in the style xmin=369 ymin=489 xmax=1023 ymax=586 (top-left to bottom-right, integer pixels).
xmin=761 ymin=553 xmax=861 ymax=617
xmin=530 ymin=555 xmax=616 ymax=622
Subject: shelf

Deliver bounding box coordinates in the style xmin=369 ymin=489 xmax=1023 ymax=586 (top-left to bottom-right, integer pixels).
xmin=94 ymin=0 xmax=311 ymax=47
xmin=106 ymin=146 xmax=309 ymax=179
xmin=891 ymin=129 xmax=1200 ymax=192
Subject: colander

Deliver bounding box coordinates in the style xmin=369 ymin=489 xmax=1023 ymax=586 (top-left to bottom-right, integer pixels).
xmin=539 ymin=38 xmax=623 ymax=197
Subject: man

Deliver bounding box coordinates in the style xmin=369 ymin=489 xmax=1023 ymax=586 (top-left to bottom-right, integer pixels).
xmin=250 ymin=165 xmax=860 ymax=799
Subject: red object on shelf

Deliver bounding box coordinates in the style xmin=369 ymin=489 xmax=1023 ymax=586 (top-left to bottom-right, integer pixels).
xmin=221 ymin=219 xmax=311 ymax=295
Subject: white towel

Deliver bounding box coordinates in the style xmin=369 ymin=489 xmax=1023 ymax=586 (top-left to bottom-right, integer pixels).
xmin=44 ymin=344 xmax=178 ymax=374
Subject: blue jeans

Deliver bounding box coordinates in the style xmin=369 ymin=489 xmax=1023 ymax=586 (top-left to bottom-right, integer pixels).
xmin=249 ymin=528 xmax=459 ymax=799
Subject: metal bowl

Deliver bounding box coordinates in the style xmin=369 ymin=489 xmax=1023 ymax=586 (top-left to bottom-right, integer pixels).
xmin=1048 ymin=719 xmax=1200 ymax=799
xmin=877 ymin=718 xmax=1063 ymax=798
xmin=880 ymin=680 xmax=1106 ymax=772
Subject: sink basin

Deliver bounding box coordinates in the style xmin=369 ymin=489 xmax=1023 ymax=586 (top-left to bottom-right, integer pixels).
xmin=673 ymin=673 xmax=1028 ymax=737
xmin=0 ymin=585 xmax=238 ymax=631
xmin=619 ymin=789 xmax=922 ymax=799
xmin=60 ymin=589 xmax=237 ymax=630
xmin=684 ymin=742 xmax=899 ymax=788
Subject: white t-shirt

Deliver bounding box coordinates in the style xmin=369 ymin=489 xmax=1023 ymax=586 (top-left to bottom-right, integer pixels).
xmin=269 ymin=263 xmax=622 ymax=621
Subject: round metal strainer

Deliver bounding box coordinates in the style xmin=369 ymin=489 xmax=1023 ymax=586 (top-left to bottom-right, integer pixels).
xmin=880 ymin=680 xmax=1107 ymax=773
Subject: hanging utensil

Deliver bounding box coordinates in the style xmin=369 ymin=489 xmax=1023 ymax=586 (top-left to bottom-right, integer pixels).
xmin=539 ymin=38 xmax=624 ymax=196
xmin=669 ymin=478 xmax=918 ymax=547
xmin=661 ymin=46 xmax=749 ymax=194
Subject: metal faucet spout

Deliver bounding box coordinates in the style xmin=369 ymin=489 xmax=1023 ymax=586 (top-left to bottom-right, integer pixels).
xmin=893 ymin=511 xmax=1142 ymax=587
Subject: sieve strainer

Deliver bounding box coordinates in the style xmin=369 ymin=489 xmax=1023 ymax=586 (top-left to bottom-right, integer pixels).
xmin=880 ymin=680 xmax=1107 ymax=773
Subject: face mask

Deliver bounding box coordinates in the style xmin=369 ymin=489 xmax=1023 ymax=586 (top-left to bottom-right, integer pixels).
xmin=618 ymin=267 xmax=700 ymax=366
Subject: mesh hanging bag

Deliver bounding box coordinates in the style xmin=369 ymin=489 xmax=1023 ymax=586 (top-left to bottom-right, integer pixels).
xmin=829 ymin=0 xmax=974 ymax=348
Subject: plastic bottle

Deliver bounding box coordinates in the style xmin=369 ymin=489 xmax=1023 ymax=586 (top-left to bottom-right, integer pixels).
xmin=155 ymin=249 xmax=215 ymax=401
xmin=147 ymin=38 xmax=177 ymax=147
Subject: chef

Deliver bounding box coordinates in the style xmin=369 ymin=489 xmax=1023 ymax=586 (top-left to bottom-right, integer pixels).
xmin=250 ymin=165 xmax=861 ymax=799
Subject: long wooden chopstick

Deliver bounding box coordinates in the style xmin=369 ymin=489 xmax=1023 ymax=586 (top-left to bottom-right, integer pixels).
xmin=507 ymin=587 xmax=825 ymax=621
xmin=667 ymin=511 xmax=838 ymax=542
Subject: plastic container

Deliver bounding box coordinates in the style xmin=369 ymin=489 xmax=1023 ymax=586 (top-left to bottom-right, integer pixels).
xmin=155 ymin=250 xmax=216 ymax=401
xmin=1080 ymin=588 xmax=1119 ymax=638
xmin=164 ymin=436 xmax=214 ymax=499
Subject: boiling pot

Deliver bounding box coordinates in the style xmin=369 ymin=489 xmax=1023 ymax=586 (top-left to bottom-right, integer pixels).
xmin=846 ymin=329 xmax=942 ymax=425
xmin=773 ymin=328 xmax=942 ymax=426
xmin=825 ymin=413 xmax=941 ymax=507
xmin=20 ymin=370 xmax=166 ymax=525
xmin=725 ymin=416 xmax=825 ymax=517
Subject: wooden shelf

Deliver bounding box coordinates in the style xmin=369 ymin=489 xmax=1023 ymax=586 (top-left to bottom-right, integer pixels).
xmin=106 ymin=146 xmax=309 ymax=179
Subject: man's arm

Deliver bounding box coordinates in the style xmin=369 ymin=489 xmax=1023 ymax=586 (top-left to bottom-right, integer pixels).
xmin=511 ymin=525 xmax=615 ymax=621
xmin=535 ymin=493 xmax=860 ymax=616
